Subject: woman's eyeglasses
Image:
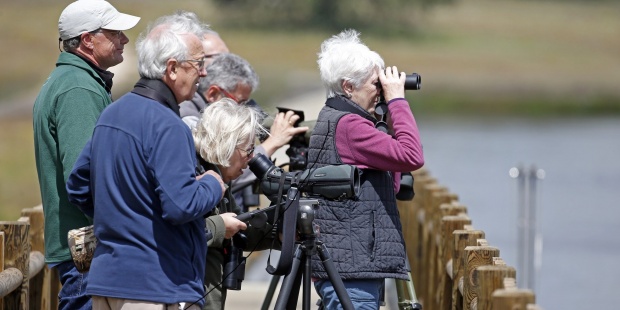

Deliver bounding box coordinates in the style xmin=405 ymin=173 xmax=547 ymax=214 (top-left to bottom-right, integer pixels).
xmin=237 ymin=145 xmax=255 ymax=158
xmin=216 ymin=86 xmax=250 ymax=105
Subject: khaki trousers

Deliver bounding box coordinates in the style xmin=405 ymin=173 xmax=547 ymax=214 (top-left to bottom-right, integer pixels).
xmin=92 ymin=296 xmax=201 ymax=310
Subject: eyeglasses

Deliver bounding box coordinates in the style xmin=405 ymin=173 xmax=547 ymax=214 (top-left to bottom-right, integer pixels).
xmin=216 ymin=86 xmax=250 ymax=105
xmin=92 ymin=29 xmax=123 ymax=40
xmin=237 ymin=145 xmax=255 ymax=158
xmin=182 ymin=57 xmax=207 ymax=71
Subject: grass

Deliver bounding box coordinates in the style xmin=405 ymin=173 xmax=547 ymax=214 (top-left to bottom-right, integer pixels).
xmin=0 ymin=119 xmax=41 ymax=220
xmin=1 ymin=0 xmax=620 ymax=219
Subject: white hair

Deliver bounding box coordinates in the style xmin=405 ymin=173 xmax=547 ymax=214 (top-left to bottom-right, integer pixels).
xmin=317 ymin=29 xmax=385 ymax=98
xmin=135 ymin=11 xmax=208 ymax=79
xmin=193 ymin=98 xmax=267 ymax=167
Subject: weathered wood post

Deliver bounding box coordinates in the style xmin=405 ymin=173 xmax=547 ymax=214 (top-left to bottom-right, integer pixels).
xmin=451 ymin=228 xmax=485 ymax=310
xmin=0 ymin=221 xmax=30 ymax=309
xmin=22 ymin=206 xmax=52 ymax=310
xmin=491 ymin=278 xmax=536 ymax=310
xmin=412 ymin=174 xmax=437 ymax=305
xmin=437 ymin=211 xmax=471 ymax=309
xmin=462 ymin=243 xmax=499 ymax=310
xmin=472 ymin=262 xmax=516 ymax=310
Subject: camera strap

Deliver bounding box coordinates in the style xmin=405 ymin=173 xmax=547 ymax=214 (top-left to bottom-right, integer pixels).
xmin=266 ymin=178 xmax=301 ymax=275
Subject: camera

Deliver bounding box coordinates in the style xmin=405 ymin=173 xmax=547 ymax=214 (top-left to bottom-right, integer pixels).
xmin=267 ymin=107 xmax=314 ymax=171
xmin=249 ymin=153 xmax=360 ymax=201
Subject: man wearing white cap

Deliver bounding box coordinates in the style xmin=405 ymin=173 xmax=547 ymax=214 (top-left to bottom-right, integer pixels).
xmin=32 ymin=1 xmax=139 ymax=309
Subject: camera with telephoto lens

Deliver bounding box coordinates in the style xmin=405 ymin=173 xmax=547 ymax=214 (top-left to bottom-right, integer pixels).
xmin=249 ymin=153 xmax=360 ymax=201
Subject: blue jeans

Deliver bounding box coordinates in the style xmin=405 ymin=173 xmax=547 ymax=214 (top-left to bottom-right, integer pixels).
xmin=314 ymin=279 xmax=383 ymax=310
xmin=55 ymin=260 xmax=92 ymax=310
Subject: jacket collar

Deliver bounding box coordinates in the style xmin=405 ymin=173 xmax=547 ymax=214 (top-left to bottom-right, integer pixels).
xmin=131 ymin=78 xmax=180 ymax=116
xmin=68 ymin=52 xmax=115 ymax=94
xmin=57 ymin=52 xmax=109 ymax=92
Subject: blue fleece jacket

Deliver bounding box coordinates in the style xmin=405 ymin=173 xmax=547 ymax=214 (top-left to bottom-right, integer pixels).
xmin=67 ymin=91 xmax=221 ymax=306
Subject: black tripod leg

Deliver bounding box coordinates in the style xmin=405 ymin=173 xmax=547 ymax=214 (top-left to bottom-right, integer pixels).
xmin=302 ymin=254 xmax=312 ymax=309
xmin=261 ymin=275 xmax=281 ymax=310
xmin=274 ymin=246 xmax=303 ymax=310
xmin=316 ymin=243 xmax=354 ymax=310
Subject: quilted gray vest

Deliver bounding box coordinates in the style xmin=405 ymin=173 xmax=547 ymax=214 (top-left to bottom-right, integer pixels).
xmin=307 ymin=104 xmax=408 ymax=280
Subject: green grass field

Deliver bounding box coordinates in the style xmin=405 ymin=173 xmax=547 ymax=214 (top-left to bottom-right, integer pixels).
xmin=1 ymin=0 xmax=620 ymax=219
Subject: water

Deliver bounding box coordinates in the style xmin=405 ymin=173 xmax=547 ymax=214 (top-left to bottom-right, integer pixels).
xmin=416 ymin=116 xmax=620 ymax=309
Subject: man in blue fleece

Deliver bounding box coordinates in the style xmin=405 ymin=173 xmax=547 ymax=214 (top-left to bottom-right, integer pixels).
xmin=66 ymin=13 xmax=226 ymax=310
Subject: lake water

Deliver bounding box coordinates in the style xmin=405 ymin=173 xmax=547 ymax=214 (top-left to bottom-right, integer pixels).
xmin=416 ymin=116 xmax=620 ymax=309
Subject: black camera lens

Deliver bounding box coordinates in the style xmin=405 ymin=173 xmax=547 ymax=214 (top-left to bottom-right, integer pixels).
xmin=248 ymin=154 xmax=276 ymax=180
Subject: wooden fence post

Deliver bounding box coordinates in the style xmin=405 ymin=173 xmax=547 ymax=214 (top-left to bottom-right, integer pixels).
xmin=437 ymin=214 xmax=471 ymax=310
xmin=1 ymin=231 xmax=4 ymax=310
xmin=0 ymin=221 xmax=30 ymax=309
xmin=412 ymin=175 xmax=437 ymax=305
xmin=491 ymin=278 xmax=536 ymax=310
xmin=451 ymin=229 xmax=485 ymax=310
xmin=22 ymin=206 xmax=52 ymax=310
xmin=472 ymin=264 xmax=516 ymax=310
xmin=462 ymin=244 xmax=499 ymax=310
xmin=422 ymin=183 xmax=449 ymax=309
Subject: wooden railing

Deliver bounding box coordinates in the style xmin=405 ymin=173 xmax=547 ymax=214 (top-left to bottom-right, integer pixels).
xmin=398 ymin=169 xmax=543 ymax=310
xmin=3 ymin=168 xmax=543 ymax=309
xmin=0 ymin=205 xmax=59 ymax=309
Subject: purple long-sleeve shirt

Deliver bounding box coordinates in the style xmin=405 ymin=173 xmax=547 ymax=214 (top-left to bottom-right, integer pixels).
xmin=335 ymin=98 xmax=424 ymax=192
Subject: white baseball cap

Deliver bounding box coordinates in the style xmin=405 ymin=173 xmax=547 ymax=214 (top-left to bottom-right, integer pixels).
xmin=58 ymin=0 xmax=140 ymax=41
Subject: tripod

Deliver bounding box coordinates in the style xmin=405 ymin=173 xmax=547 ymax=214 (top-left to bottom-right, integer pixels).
xmin=260 ymin=215 xmax=423 ymax=310
xmin=267 ymin=198 xmax=354 ymax=310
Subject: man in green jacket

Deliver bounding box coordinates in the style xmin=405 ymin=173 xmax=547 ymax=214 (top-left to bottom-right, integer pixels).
xmin=32 ymin=1 xmax=139 ymax=309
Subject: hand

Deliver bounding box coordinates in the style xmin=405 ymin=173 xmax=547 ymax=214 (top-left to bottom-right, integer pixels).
xmin=220 ymin=212 xmax=248 ymax=239
xmin=197 ymin=170 xmax=227 ymax=198
xmin=379 ymin=66 xmax=406 ymax=102
xmin=261 ymin=110 xmax=309 ymax=156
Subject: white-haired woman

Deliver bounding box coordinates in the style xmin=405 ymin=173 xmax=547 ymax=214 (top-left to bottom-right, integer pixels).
xmin=193 ymin=98 xmax=273 ymax=309
xmin=307 ymin=29 xmax=425 ymax=309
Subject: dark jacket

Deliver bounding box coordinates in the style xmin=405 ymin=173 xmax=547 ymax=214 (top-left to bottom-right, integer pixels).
xmin=307 ymin=100 xmax=411 ymax=280
xmin=66 ymin=79 xmax=222 ymax=306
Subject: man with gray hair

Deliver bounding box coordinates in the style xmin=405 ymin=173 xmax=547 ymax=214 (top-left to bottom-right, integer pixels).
xmin=66 ymin=12 xmax=226 ymax=310
xmin=33 ymin=0 xmax=139 ymax=308
xmin=180 ymin=53 xmax=258 ymax=128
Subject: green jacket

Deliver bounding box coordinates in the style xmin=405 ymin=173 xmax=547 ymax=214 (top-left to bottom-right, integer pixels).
xmin=33 ymin=52 xmax=112 ymax=264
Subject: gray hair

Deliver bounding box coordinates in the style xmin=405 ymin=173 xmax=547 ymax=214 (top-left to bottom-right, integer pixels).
xmin=193 ymin=98 xmax=267 ymax=167
xmin=62 ymin=36 xmax=81 ymax=52
xmin=198 ymin=53 xmax=259 ymax=94
xmin=135 ymin=11 xmax=209 ymax=79
xmin=61 ymin=27 xmax=101 ymax=52
xmin=317 ymin=29 xmax=384 ymax=98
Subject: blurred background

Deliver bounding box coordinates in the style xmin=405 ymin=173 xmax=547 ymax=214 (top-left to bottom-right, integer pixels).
xmin=1 ymin=0 xmax=618 ymax=308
